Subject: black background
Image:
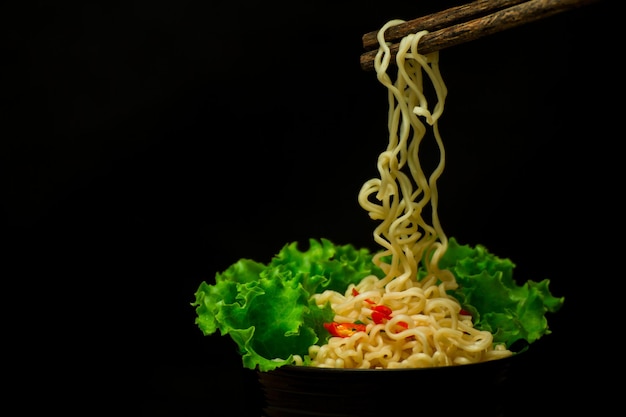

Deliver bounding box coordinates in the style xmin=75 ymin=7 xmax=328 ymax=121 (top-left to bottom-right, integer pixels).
xmin=4 ymin=0 xmax=620 ymax=415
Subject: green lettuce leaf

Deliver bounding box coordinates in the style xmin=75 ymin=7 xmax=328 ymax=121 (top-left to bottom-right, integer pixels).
xmin=441 ymin=237 xmax=564 ymax=348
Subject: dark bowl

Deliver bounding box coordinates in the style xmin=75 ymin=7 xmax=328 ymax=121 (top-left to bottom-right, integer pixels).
xmin=256 ymin=345 xmax=532 ymax=417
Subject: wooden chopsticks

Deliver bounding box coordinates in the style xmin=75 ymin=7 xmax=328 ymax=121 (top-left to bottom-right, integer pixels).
xmin=360 ymin=0 xmax=601 ymax=71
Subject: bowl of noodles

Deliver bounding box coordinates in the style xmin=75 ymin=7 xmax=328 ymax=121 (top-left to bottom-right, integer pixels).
xmin=192 ymin=19 xmax=563 ymax=417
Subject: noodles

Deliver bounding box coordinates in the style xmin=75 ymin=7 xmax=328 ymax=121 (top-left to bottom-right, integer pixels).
xmin=301 ymin=20 xmax=512 ymax=368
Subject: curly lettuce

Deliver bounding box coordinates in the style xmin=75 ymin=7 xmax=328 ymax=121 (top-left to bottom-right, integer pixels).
xmin=441 ymin=238 xmax=564 ymax=349
xmin=192 ymin=237 xmax=563 ymax=371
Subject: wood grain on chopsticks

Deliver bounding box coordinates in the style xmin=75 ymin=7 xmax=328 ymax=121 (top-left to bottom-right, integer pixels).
xmin=360 ymin=0 xmax=600 ymax=71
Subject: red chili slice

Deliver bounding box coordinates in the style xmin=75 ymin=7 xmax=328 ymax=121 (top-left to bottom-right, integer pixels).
xmin=371 ymin=305 xmax=393 ymax=324
xmin=324 ymin=322 xmax=367 ymax=338
xmin=372 ymin=305 xmax=392 ymax=317
xmin=371 ymin=310 xmax=386 ymax=324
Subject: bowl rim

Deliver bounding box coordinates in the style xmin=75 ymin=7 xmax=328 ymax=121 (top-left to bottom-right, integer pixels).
xmin=260 ymin=346 xmax=528 ymax=374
